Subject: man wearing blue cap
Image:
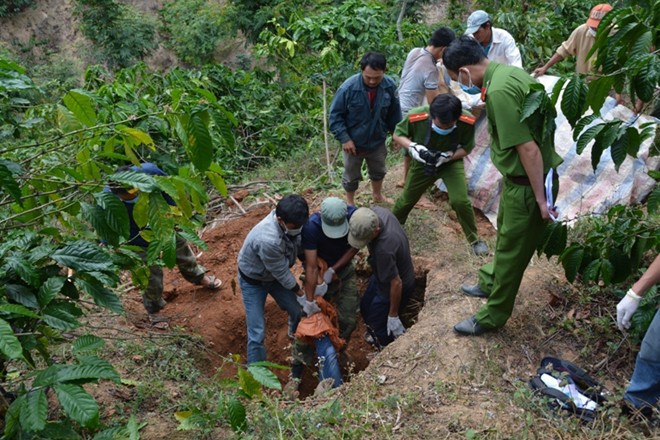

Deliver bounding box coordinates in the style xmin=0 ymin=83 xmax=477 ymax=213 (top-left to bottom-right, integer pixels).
xmin=465 ymin=10 xmax=522 ymax=68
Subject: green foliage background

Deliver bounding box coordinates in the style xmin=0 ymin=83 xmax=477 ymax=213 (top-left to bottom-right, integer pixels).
xmin=0 ymin=0 xmax=658 ymax=437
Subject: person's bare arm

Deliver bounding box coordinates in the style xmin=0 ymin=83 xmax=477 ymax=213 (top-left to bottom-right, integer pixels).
xmin=388 ymin=275 xmax=403 ymax=317
xmin=533 ymin=53 xmax=564 ymax=77
xmin=303 ymin=249 xmax=319 ymax=301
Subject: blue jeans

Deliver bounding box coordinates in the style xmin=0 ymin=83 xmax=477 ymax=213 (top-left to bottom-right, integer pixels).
xmin=315 ymin=336 xmax=343 ymax=387
xmin=360 ymin=275 xmax=412 ymax=348
xmin=239 ymin=275 xmax=302 ymax=364
xmin=624 ymin=308 xmax=660 ymax=409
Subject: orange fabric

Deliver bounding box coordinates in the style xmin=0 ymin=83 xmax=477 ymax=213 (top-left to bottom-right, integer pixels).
xmin=294 ymin=258 xmax=345 ymax=351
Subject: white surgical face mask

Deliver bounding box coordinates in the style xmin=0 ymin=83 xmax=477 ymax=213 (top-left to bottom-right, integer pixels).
xmin=285 ymin=225 xmax=303 ymax=237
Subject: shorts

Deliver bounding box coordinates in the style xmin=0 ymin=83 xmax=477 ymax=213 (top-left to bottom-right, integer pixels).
xmin=342 ymin=144 xmax=387 ymax=192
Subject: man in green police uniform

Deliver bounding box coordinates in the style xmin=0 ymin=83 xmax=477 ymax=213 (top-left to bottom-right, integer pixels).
xmin=442 ymin=36 xmax=563 ymax=336
xmin=392 ymin=94 xmax=488 ymax=256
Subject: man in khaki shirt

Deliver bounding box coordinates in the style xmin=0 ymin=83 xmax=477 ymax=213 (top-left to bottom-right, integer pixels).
xmin=533 ymin=4 xmax=612 ymax=77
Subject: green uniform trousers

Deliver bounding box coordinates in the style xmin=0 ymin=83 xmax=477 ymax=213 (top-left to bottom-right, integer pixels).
xmin=145 ymin=236 xmax=207 ymax=302
xmin=292 ymin=264 xmax=359 ymax=368
xmin=475 ymin=179 xmax=556 ymax=328
xmin=392 ymin=158 xmax=479 ymax=244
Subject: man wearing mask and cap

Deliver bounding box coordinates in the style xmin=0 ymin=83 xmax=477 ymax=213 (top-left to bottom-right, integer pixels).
xmin=291 ymin=197 xmax=360 ymax=382
xmin=465 ymin=10 xmax=522 ymax=68
xmin=237 ymin=194 xmax=309 ymax=364
xmin=392 ymin=94 xmax=488 ymax=256
xmin=349 ymin=207 xmax=415 ymax=348
xmin=533 ymin=4 xmax=613 ymax=78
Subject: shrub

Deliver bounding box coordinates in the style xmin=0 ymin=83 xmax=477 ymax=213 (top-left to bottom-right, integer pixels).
xmin=74 ymin=0 xmax=156 ymax=69
xmin=0 ymin=0 xmax=34 ymax=18
xmin=159 ymin=0 xmax=227 ymax=66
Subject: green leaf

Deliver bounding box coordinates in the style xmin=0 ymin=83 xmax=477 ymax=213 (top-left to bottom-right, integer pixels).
xmin=21 ymin=390 xmax=47 ymax=432
xmin=73 ymin=335 xmax=106 ymax=354
xmin=592 ymin=123 xmax=621 ymax=170
xmin=7 ymin=255 xmax=40 ymax=287
xmin=0 ymin=317 xmax=23 ymax=359
xmin=52 ymin=241 xmax=114 ymax=272
xmin=75 ymin=278 xmax=124 ymax=314
xmin=227 ymin=397 xmax=247 ymax=433
xmin=600 ymin=258 xmax=614 ymax=285
xmin=647 ymin=185 xmax=660 ymax=215
xmin=572 ymin=115 xmax=599 ymax=141
xmin=520 ymin=90 xmax=544 ymax=123
xmin=247 ymin=365 xmax=282 ymax=390
xmin=0 ymin=304 xmax=40 ymax=318
xmin=550 ymin=76 xmax=567 ymax=107
xmin=57 ymin=104 xmax=83 ymax=132
xmin=0 ymin=160 xmax=22 ymax=204
xmin=39 ymin=276 xmax=66 ymax=308
xmin=560 ymin=246 xmax=584 ymax=283
xmin=583 ymin=259 xmax=601 ymax=283
xmin=187 ymin=112 xmax=213 ymax=172
xmin=211 ymin=107 xmax=236 ymax=149
xmin=108 ymin=169 xmax=158 ymax=193
xmin=561 ymin=74 xmax=588 ymax=127
xmin=53 ymin=383 xmax=100 ymax=428
xmin=4 ymin=395 xmax=24 ymax=439
xmin=94 ymin=191 xmax=130 ymax=239
xmin=540 ymin=222 xmax=567 ymax=258
xmin=633 ymin=62 xmax=656 ymax=102
xmin=205 ymin=170 xmax=228 ymax=197
xmin=161 ymin=231 xmax=177 ymax=268
xmin=42 ymin=305 xmax=81 ymax=330
xmin=63 ymin=90 xmax=97 ymax=127
xmin=576 ymin=124 xmax=605 ymax=155
xmin=117 ymin=126 xmax=156 ymax=150
xmin=585 ymin=76 xmax=614 ymax=115
xmin=237 ymin=367 xmax=262 ymax=398
xmin=610 ymin=130 xmax=629 ymax=171
xmin=5 ymin=284 xmax=39 ymax=308
xmin=625 ymin=126 xmax=642 ymax=158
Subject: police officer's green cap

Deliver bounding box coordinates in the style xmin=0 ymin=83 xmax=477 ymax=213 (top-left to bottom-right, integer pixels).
xmin=348 ymin=208 xmax=378 ymax=249
xmin=321 ymin=197 xmax=349 ymax=239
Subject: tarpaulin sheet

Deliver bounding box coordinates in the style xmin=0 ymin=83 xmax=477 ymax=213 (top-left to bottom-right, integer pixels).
xmin=440 ymin=75 xmax=659 ymax=226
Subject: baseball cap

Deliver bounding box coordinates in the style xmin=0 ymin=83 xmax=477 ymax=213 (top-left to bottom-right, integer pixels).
xmin=466 ymin=10 xmax=490 ymax=35
xmin=320 ymin=197 xmax=349 ymax=239
xmin=586 ymin=4 xmax=612 ymax=28
xmin=348 ymin=208 xmax=379 ymax=249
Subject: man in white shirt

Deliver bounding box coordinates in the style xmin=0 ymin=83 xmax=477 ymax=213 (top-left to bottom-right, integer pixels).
xmin=466 ymin=10 xmax=522 ymax=68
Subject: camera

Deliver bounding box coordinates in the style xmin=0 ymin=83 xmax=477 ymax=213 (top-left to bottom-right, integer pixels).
xmin=419 ymin=149 xmax=449 ymax=176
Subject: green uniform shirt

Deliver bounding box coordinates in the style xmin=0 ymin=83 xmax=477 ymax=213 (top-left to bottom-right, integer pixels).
xmin=394 ymin=105 xmax=475 ymax=154
xmin=483 ymin=63 xmax=563 ymax=176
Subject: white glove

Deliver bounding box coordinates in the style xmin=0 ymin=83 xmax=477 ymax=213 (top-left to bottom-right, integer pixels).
xmin=314 ymin=282 xmax=328 ymax=297
xmin=434 ymin=151 xmax=454 ymax=167
xmin=408 ymin=143 xmax=429 ymax=164
xmin=616 ymin=289 xmax=642 ymax=331
xmin=296 ymin=293 xmax=306 ymax=307
xmin=386 ymin=316 xmax=406 ymax=338
xmin=303 ymin=299 xmax=321 ymax=316
xmin=322 ymin=267 xmax=335 ymax=284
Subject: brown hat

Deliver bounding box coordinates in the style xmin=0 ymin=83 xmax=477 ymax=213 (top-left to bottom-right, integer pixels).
xmin=586 ymin=4 xmax=612 ymax=28
xmin=348 ymin=208 xmax=379 ymax=249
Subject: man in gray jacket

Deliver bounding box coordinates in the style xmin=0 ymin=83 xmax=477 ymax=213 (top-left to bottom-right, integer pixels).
xmin=237 ymin=194 xmax=315 ymax=363
xmin=329 ymin=52 xmax=402 ymax=206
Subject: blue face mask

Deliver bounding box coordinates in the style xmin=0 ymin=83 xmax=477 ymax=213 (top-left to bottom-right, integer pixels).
xmin=432 ymin=123 xmax=456 ymax=136
xmin=458 ymin=70 xmax=482 ymax=95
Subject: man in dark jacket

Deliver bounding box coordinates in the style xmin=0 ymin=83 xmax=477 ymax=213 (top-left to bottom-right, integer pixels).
xmin=329 ymin=52 xmax=402 ymax=206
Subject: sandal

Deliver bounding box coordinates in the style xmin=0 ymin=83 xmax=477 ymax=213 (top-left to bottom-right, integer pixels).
xmin=199 ymin=274 xmax=222 ymax=291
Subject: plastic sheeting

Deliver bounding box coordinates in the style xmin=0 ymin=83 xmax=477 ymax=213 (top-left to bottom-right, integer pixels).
xmin=441 ymin=75 xmax=659 ymax=226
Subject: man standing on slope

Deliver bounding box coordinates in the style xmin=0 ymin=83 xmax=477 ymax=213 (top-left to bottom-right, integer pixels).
xmin=465 ymin=10 xmax=522 ymax=68
xmin=443 ymin=36 xmax=562 ymax=336
xmin=329 ymin=52 xmax=402 ymax=206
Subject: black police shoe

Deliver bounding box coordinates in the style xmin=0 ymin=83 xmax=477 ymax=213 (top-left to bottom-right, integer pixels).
xmin=453 ymin=316 xmax=491 ymax=336
xmin=461 ymin=284 xmax=489 ymax=298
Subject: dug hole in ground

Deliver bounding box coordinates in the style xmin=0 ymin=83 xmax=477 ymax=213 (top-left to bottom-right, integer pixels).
xmin=103 ymin=163 xmax=644 ymax=438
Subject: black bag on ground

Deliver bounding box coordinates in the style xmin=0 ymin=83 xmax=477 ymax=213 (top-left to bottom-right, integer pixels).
xmin=528 ymin=356 xmax=607 ymax=423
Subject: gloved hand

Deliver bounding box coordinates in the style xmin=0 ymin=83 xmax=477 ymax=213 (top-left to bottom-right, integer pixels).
xmin=386 ymin=316 xmax=406 ymax=338
xmin=408 ymin=143 xmax=429 ymax=164
xmin=295 ymin=293 xmax=306 ymax=307
xmin=434 ymin=151 xmax=454 ymax=167
xmin=616 ymin=289 xmax=642 ymax=331
xmin=303 ymin=299 xmax=321 ymax=316
xmin=323 ymin=267 xmax=335 ymax=284
xmin=314 ymin=282 xmax=328 ymax=297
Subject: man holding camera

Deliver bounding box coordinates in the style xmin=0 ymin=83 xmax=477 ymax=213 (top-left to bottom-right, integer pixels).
xmin=391 ymin=94 xmax=488 ymax=256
